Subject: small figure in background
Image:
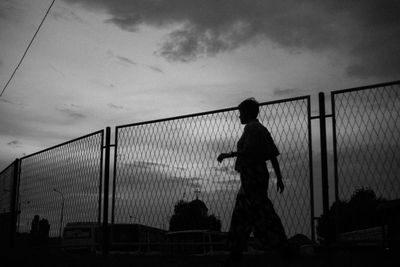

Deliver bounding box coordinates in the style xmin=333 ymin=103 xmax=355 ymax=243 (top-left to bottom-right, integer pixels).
xmin=30 ymin=215 xmax=40 ymax=245
xmin=39 ymin=218 xmax=50 ymax=245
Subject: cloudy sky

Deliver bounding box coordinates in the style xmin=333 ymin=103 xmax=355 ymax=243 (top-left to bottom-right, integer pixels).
xmin=1 ymin=0 xmax=400 ymax=170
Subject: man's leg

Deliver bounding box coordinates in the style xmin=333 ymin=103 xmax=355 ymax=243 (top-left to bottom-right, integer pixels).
xmin=228 ymin=194 xmax=252 ymax=261
xmin=252 ymin=197 xmax=287 ymax=250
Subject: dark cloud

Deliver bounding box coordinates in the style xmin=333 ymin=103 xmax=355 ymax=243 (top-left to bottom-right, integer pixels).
xmin=56 ymin=105 xmax=86 ymax=119
xmin=113 ymin=53 xmax=163 ymax=73
xmin=63 ymin=0 xmax=400 ymax=79
xmin=0 ymin=98 xmax=22 ymax=106
xmin=108 ymin=103 xmax=125 ymax=110
xmin=109 ymin=50 xmax=162 ymax=72
xmin=50 ymin=64 xmax=66 ymax=77
xmin=7 ymin=140 xmax=21 ymax=147
xmin=105 ymin=16 xmax=141 ymax=32
xmin=106 ymin=50 xmax=135 ymax=66
xmin=116 ymin=55 xmax=137 ymax=65
xmin=146 ymin=65 xmax=163 ymax=73
xmin=0 ymin=1 xmax=20 ymax=20
xmin=346 ymin=39 xmax=400 ymax=79
xmin=51 ymin=8 xmax=87 ymax=25
xmin=0 ymin=98 xmax=14 ymax=105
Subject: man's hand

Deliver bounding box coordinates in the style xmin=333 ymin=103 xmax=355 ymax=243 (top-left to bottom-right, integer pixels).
xmin=217 ymin=153 xmax=229 ymax=163
xmin=277 ymin=179 xmax=284 ymax=194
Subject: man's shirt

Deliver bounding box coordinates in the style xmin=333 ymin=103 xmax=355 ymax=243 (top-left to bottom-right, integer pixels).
xmin=234 ymin=119 xmax=280 ymax=173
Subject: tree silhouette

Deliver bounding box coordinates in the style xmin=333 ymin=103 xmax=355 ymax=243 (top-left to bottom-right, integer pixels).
xmin=317 ymin=188 xmax=387 ymax=242
xmin=169 ymin=199 xmax=221 ymax=231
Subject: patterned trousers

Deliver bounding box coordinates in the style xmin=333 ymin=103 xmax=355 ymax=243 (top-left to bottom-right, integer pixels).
xmin=228 ymin=189 xmax=287 ymax=255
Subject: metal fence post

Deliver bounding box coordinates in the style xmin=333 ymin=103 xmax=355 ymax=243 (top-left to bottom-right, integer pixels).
xmin=307 ymin=97 xmax=316 ymax=242
xmin=331 ymin=92 xmax=339 ymax=203
xmin=111 ymin=127 xmax=118 ymax=225
xmin=102 ymin=127 xmax=111 ymax=257
xmin=10 ymin=159 xmax=19 ymax=247
xmin=319 ymin=92 xmax=330 ymax=216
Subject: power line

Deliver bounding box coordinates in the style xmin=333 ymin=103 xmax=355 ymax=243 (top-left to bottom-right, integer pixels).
xmin=0 ymin=0 xmax=57 ymax=97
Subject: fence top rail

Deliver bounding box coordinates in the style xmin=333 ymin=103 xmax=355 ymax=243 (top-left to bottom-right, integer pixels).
xmin=331 ymin=80 xmax=400 ymax=95
xmin=20 ymin=129 xmax=104 ymax=161
xmin=116 ymin=95 xmax=310 ymax=129
xmin=0 ymin=159 xmax=17 ymax=176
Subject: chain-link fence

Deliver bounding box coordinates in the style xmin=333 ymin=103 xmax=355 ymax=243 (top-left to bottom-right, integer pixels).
xmin=112 ymin=97 xmax=314 ymax=239
xmin=0 ymin=160 xmax=17 ymax=214
xmin=1 ymin=80 xmax=398 ymax=250
xmin=17 ymin=130 xmax=104 ymax=237
xmin=332 ymin=81 xmax=400 ymax=202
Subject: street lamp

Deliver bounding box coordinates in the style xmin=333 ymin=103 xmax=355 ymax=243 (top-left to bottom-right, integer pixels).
xmin=53 ymin=188 xmax=65 ymax=239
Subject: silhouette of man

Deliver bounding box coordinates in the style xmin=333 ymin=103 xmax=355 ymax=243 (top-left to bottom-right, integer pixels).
xmin=217 ymin=98 xmax=287 ymax=263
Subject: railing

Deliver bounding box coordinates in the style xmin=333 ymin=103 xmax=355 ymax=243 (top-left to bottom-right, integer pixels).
xmin=112 ymin=96 xmax=314 ymax=239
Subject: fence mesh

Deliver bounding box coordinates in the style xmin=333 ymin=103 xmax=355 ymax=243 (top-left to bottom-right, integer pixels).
xmin=17 ymin=131 xmax=104 ymax=237
xmin=0 ymin=161 xmax=16 ymax=214
xmin=113 ymin=97 xmax=312 ymax=238
xmin=332 ymin=82 xmax=400 ymax=201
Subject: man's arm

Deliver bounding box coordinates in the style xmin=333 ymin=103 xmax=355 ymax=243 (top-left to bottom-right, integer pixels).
xmin=271 ymin=156 xmax=284 ymax=194
xmin=217 ymin=151 xmax=238 ymax=163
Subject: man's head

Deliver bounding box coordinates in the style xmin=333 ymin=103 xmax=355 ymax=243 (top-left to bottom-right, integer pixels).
xmin=238 ymin=98 xmax=259 ymax=124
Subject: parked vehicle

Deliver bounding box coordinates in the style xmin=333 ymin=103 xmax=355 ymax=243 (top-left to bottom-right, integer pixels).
xmin=61 ymin=222 xmax=166 ymax=253
xmin=61 ymin=222 xmax=100 ymax=252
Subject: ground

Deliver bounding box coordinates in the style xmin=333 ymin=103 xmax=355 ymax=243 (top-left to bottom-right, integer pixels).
xmin=1 ymin=246 xmax=398 ymax=267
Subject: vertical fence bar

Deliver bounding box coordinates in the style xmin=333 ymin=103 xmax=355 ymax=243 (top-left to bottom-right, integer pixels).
xmin=16 ymin=160 xmax=21 ymax=234
xmin=319 ymin=92 xmax=330 ymax=216
xmin=307 ymin=97 xmax=315 ymax=241
xmin=331 ymin=92 xmax=339 ymax=202
xmin=10 ymin=159 xmax=19 ymax=247
xmin=102 ymin=127 xmax=111 ymax=257
xmin=330 ymin=92 xmax=341 ymax=243
xmin=98 ymin=131 xmax=104 ymax=224
xmin=111 ymin=127 xmax=118 ymax=224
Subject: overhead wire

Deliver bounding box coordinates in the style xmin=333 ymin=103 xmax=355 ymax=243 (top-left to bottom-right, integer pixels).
xmin=0 ymin=0 xmax=57 ymax=97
